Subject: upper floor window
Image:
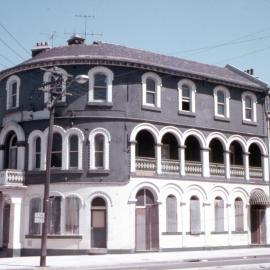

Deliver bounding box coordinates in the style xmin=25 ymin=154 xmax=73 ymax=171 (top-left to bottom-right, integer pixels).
xmin=4 ymin=132 xmax=18 ymax=169
xmin=51 ymin=133 xmax=62 ymax=168
xmin=34 ymin=137 xmax=41 ymax=170
xmin=89 ymin=128 xmax=111 ymax=170
xmin=213 ymin=86 xmax=230 ymax=119
xmin=69 ymin=135 xmax=79 ymax=169
xmin=43 ymin=67 xmax=68 ymax=104
xmin=6 ymin=75 xmax=20 ymax=110
xmin=142 ymin=72 xmax=161 ymax=108
xmin=178 ymin=79 xmax=196 ymax=114
xmin=88 ymin=66 xmax=114 ymax=103
xmin=242 ymin=92 xmax=257 ymax=123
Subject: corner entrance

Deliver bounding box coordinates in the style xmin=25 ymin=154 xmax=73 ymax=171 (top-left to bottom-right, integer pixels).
xmin=135 ymin=189 xmax=159 ymax=251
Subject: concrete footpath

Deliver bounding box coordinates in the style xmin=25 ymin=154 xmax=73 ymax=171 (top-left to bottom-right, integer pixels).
xmin=1 ymin=247 xmax=270 ymax=270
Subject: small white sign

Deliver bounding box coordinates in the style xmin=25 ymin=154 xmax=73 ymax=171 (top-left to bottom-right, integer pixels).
xmin=34 ymin=212 xmax=45 ymax=224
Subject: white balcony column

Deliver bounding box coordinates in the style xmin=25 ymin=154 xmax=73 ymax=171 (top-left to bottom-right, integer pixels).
xmin=262 ymin=155 xmax=269 ymax=182
xmin=202 ymin=147 xmax=210 ymax=178
xmin=180 ymin=146 xmax=186 ymax=176
xmin=243 ymin=152 xmax=250 ymax=181
xmin=156 ymin=143 xmax=162 ymax=174
xmin=8 ymin=196 xmax=23 ymax=256
xmin=225 ymin=150 xmax=231 ymax=179
xmin=130 ymin=140 xmax=137 ymax=173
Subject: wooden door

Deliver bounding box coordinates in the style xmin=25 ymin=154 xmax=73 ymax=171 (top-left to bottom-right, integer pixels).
xmin=2 ymin=203 xmax=10 ymax=248
xmin=91 ymin=209 xmax=107 ymax=248
xmin=251 ymin=206 xmax=266 ymax=244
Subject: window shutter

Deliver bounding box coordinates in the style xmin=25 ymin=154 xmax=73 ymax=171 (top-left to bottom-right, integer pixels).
xmin=215 ymin=198 xmax=224 ymax=232
xmin=190 ymin=199 xmax=201 ymax=234
xmin=166 ymin=196 xmax=177 ymax=232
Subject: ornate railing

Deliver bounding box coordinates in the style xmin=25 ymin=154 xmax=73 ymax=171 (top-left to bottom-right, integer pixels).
xmin=249 ymin=166 xmax=263 ymax=179
xmin=135 ymin=157 xmax=156 ymax=171
xmin=0 ymin=170 xmax=25 ymax=185
xmin=230 ymin=165 xmax=245 ymax=178
xmin=185 ymin=161 xmax=202 ymax=175
xmin=210 ymin=163 xmax=225 ymax=176
xmin=161 ymin=159 xmax=180 ymax=174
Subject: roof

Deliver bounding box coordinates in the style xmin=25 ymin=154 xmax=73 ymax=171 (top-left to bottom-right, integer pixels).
xmin=1 ymin=42 xmax=268 ymax=90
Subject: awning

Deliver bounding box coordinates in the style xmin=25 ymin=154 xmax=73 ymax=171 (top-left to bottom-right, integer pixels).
xmin=250 ymin=189 xmax=270 ymax=206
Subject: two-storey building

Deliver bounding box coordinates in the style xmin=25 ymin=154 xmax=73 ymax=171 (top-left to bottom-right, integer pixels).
xmin=0 ymin=35 xmax=270 ymax=256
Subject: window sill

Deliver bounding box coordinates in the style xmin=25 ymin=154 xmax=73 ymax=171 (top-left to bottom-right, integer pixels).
xmin=141 ymin=105 xmax=161 ymax=112
xmin=242 ymin=120 xmax=257 ymax=126
xmin=25 ymin=234 xmax=82 ymax=239
xmin=214 ymin=115 xmax=230 ymax=122
xmin=178 ymin=110 xmax=196 ymax=117
xmin=232 ymin=231 xmax=248 ymax=234
xmin=211 ymin=231 xmax=228 ymax=234
xmin=87 ymin=169 xmax=110 ymax=176
xmin=186 ymin=232 xmax=204 ymax=235
xmin=27 ymin=170 xmax=83 ymax=175
xmin=87 ymin=102 xmax=113 ymax=107
xmin=162 ymin=232 xmax=182 ymax=235
xmin=6 ymin=107 xmax=20 ymax=113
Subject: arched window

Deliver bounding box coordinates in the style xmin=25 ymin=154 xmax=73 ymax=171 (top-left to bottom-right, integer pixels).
xmin=190 ymin=196 xmax=200 ymax=234
xmin=166 ymin=195 xmax=177 ymax=232
xmin=230 ymin=141 xmax=243 ymax=165
xmin=88 ymin=66 xmax=114 ymax=103
xmin=234 ymin=197 xmax=244 ymax=232
xmin=89 ymin=128 xmax=111 ymax=170
xmin=209 ymin=139 xmax=224 ymax=164
xmin=4 ymin=133 xmax=18 ymax=169
xmin=178 ymin=79 xmax=196 ymax=114
xmin=142 ymin=72 xmax=161 ymax=108
xmin=65 ymin=196 xmax=80 ymax=234
xmin=242 ymin=92 xmax=257 ymax=123
xmin=43 ymin=67 xmax=68 ymax=103
xmin=34 ymin=137 xmax=41 ymax=170
xmin=48 ymin=196 xmax=61 ymax=234
xmin=136 ymin=130 xmax=155 ymax=158
xmin=213 ymin=86 xmax=230 ymax=119
xmin=6 ymin=75 xmax=20 ymax=109
xmin=185 ymin=136 xmax=201 ymax=162
xmin=29 ymin=197 xmax=42 ymax=235
xmin=161 ymin=133 xmax=178 ymax=160
xmin=51 ymin=133 xmax=62 ymax=168
xmin=214 ymin=197 xmax=224 ymax=232
xmin=249 ymin=143 xmax=262 ymax=167
xmin=69 ymin=135 xmax=79 ymax=169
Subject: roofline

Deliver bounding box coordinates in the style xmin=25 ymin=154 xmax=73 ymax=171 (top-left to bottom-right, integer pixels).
xmin=0 ymin=57 xmax=268 ymax=92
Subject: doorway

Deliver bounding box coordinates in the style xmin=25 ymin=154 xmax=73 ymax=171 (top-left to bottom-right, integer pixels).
xmin=250 ymin=205 xmax=266 ymax=244
xmin=135 ymin=189 xmax=159 ymax=251
xmin=2 ymin=199 xmax=10 ymax=248
xmin=91 ymin=197 xmax=107 ymax=248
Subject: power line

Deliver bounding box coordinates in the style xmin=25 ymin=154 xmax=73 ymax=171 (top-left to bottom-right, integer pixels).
xmin=0 ymin=53 xmax=17 ymax=65
xmin=0 ymin=21 xmax=30 ymax=55
xmin=0 ymin=36 xmax=25 ymax=60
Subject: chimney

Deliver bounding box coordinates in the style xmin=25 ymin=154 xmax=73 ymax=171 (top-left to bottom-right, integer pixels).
xmin=31 ymin=42 xmax=50 ymax=57
xmin=67 ymin=34 xmax=85 ymax=45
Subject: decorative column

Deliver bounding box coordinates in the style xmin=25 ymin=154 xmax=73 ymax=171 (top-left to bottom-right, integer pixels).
xmin=203 ymin=202 xmax=211 ymax=246
xmin=156 ymin=143 xmax=162 ymax=175
xmin=8 ymin=196 xmax=22 ymax=256
xmin=243 ymin=152 xmax=250 ymax=181
xmin=202 ymin=148 xmax=210 ymax=178
xmin=224 ymin=150 xmax=230 ymax=179
xmin=180 ymin=146 xmax=186 ymax=176
xmin=130 ymin=140 xmax=137 ymax=173
xmin=262 ymin=155 xmax=269 ymax=182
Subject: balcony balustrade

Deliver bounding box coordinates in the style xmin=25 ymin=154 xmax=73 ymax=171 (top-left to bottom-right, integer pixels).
xmin=135 ymin=157 xmax=156 ymax=172
xmin=161 ymin=159 xmax=180 ymax=174
xmin=185 ymin=161 xmax=202 ymax=175
xmin=249 ymin=166 xmax=263 ymax=180
xmin=0 ymin=169 xmax=25 ymax=186
xmin=210 ymin=163 xmax=225 ymax=176
xmin=230 ymin=165 xmax=245 ymax=178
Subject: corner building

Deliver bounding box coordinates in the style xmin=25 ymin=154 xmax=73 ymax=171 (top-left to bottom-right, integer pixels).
xmin=0 ymin=35 xmax=270 ymax=256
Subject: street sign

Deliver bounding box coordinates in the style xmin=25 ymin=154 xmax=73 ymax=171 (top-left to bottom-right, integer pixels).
xmin=34 ymin=212 xmax=45 ymax=224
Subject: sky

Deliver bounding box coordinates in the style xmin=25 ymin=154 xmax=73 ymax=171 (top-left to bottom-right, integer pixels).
xmin=0 ymin=0 xmax=270 ymax=84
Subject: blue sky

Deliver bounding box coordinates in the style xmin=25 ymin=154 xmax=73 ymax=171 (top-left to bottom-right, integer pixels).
xmin=1 ymin=0 xmax=270 ymax=83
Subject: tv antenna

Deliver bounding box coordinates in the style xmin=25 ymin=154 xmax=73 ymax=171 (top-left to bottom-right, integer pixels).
xmin=75 ymin=14 xmax=95 ymax=39
xmin=40 ymin=31 xmax=57 ymax=47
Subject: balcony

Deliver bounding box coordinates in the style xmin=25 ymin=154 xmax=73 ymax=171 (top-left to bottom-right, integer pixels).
xmin=210 ymin=163 xmax=225 ymax=176
xmin=185 ymin=161 xmax=202 ymax=175
xmin=161 ymin=159 xmax=180 ymax=174
xmin=250 ymin=166 xmax=263 ymax=180
xmin=135 ymin=157 xmax=156 ymax=175
xmin=0 ymin=169 xmax=25 ymax=186
xmin=230 ymin=165 xmax=245 ymax=178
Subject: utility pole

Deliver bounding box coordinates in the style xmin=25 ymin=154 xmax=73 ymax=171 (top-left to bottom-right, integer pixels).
xmin=39 ymin=68 xmax=89 ymax=267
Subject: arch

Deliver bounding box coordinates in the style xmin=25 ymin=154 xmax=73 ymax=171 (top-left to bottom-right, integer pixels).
xmin=209 ymin=186 xmax=229 ymax=202
xmin=206 ymin=132 xmax=228 ymax=151
xmin=185 ymin=184 xmax=207 ymax=202
xmin=130 ymin=123 xmax=159 ymax=144
xmin=159 ymin=126 xmax=183 ymax=146
xmin=183 ymin=129 xmax=207 ymax=148
xmin=228 ymin=135 xmax=247 ymax=153
xmin=43 ymin=125 xmax=66 ymax=138
xmin=66 ymin=127 xmax=85 ymax=141
xmin=6 ymin=75 xmax=20 ymax=109
xmin=229 ymin=187 xmax=249 ymax=205
xmin=247 ymin=137 xmax=267 ymax=156
xmin=161 ymin=183 xmax=184 ymax=202
xmin=87 ymin=191 xmax=113 ymax=207
xmin=65 ymin=193 xmax=84 ymax=206
xmin=129 ymin=182 xmax=160 ymax=203
xmin=49 ymin=190 xmax=65 ymax=198
xmin=89 ymin=127 xmax=111 ymax=142
xmin=0 ymin=121 xmax=25 ymax=144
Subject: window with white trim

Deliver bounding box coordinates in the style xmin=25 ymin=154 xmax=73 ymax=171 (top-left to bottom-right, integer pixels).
xmin=89 ymin=128 xmax=111 ymax=170
xmin=190 ymin=196 xmax=201 ymax=234
xmin=43 ymin=67 xmax=68 ymax=103
xmin=29 ymin=197 xmax=42 ymax=235
xmin=166 ymin=195 xmax=177 ymax=232
xmin=213 ymin=86 xmax=230 ymax=119
xmin=69 ymin=135 xmax=79 ymax=169
xmin=51 ymin=133 xmax=62 ymax=168
xmin=142 ymin=72 xmax=161 ymax=108
xmin=214 ymin=196 xmax=224 ymax=232
xmin=6 ymin=75 xmax=20 ymax=109
xmin=48 ymin=196 xmax=61 ymax=234
xmin=234 ymin=197 xmax=244 ymax=232
xmin=65 ymin=196 xmax=80 ymax=234
xmin=88 ymin=66 xmax=114 ymax=103
xmin=178 ymin=79 xmax=196 ymax=113
xmin=34 ymin=137 xmax=41 ymax=170
xmin=242 ymin=92 xmax=257 ymax=123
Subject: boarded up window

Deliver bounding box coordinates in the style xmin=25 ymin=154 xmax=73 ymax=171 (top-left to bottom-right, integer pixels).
xmin=215 ymin=197 xmax=224 ymax=232
xmin=190 ymin=196 xmax=201 ymax=234
xmin=48 ymin=196 xmax=61 ymax=234
xmin=29 ymin=197 xmax=42 ymax=235
xmin=65 ymin=196 xmax=80 ymax=234
xmin=166 ymin=195 xmax=177 ymax=232
xmin=235 ymin=198 xmax=244 ymax=231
